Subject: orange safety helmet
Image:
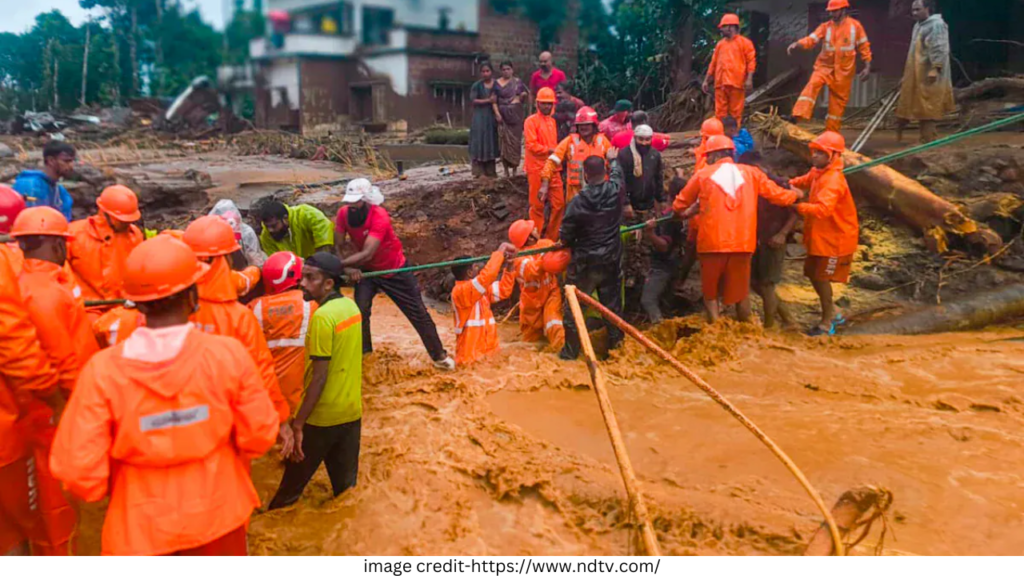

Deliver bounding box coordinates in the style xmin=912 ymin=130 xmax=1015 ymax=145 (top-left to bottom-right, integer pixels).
xmin=536 ymin=87 xmax=557 ymax=104
xmin=575 ymin=106 xmax=599 ymax=125
xmin=0 ymin=185 xmax=26 ymax=235
xmin=97 ymin=184 xmax=142 ymax=222
xmin=262 ymin=251 xmax=303 ymax=295
xmin=718 ymin=13 xmax=741 ymax=28
xmin=123 ymin=235 xmax=210 ymax=303
xmin=705 ymin=134 xmax=736 ymax=154
xmin=700 ymin=117 xmax=725 ymax=138
xmin=541 ymin=249 xmax=571 ymax=275
xmin=10 ymin=206 xmax=74 ymax=239
xmin=810 ymin=131 xmax=846 ymax=155
xmin=183 ymin=215 xmax=240 ymax=257
xmin=826 ymin=0 xmax=850 ymax=11
xmin=508 ymin=219 xmax=536 ymax=250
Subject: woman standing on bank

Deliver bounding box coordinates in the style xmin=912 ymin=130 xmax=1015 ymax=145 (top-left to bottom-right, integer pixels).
xmin=494 ymin=60 xmax=530 ymax=178
xmin=469 ymin=62 xmax=500 ymax=178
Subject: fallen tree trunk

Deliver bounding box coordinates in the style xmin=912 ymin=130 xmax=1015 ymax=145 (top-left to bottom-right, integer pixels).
xmin=955 ymin=77 xmax=1024 ymax=102
xmin=846 ymin=284 xmax=1024 ymax=336
xmin=752 ymin=112 xmax=1002 ymax=253
xmin=804 ymin=486 xmax=893 ymax=556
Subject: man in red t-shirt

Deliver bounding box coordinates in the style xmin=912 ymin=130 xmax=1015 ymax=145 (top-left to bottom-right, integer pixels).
xmin=529 ymin=51 xmax=568 ymax=96
xmin=335 ymin=179 xmax=454 ymax=371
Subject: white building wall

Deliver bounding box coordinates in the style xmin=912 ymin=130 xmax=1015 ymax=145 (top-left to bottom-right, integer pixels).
xmin=266 ymin=59 xmax=301 ymax=110
xmin=364 ymin=53 xmax=410 ymax=96
xmin=266 ymin=0 xmax=479 ymax=33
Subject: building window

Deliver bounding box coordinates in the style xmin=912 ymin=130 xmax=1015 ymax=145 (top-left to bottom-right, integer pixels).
xmin=362 ymin=6 xmax=394 ymax=46
xmin=291 ymin=2 xmax=353 ymax=36
xmin=433 ymin=85 xmax=466 ymax=108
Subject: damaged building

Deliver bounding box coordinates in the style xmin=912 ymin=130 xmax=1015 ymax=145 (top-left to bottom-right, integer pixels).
xmin=229 ymin=0 xmax=579 ymax=134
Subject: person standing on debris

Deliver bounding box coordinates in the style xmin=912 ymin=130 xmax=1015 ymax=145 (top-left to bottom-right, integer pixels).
xmin=67 ymin=185 xmax=144 ymax=317
xmin=555 ymin=82 xmax=586 ymax=110
xmin=183 ymin=216 xmax=295 ymax=452
xmin=723 ymin=116 xmax=755 ymax=159
xmin=540 ymin=107 xmax=613 ymax=242
xmin=50 ymin=235 xmax=280 ymax=555
xmin=268 ymin=253 xmax=364 ymax=510
xmin=495 ymin=61 xmax=530 ymax=178
xmin=896 ymin=0 xmax=955 ymax=144
xmin=599 ymin=100 xmax=633 ymax=141
xmin=13 ymin=142 xmax=76 ymax=222
xmin=672 ymin=135 xmax=802 ymax=323
xmin=789 ymin=131 xmax=859 ymax=336
xmin=469 ymin=62 xmax=500 ymax=179
xmin=498 ymin=220 xmax=565 ymax=352
xmin=258 ymin=200 xmax=334 ymax=259
xmin=610 ymin=111 xmax=671 ymax=152
xmin=334 ymin=179 xmax=455 ymax=371
xmin=248 ymin=251 xmax=317 ymax=412
xmin=788 ymin=0 xmax=872 ymax=132
xmin=704 ymin=14 xmax=757 ymax=124
xmin=530 ymin=52 xmax=568 ymax=97
xmin=559 ymin=152 xmax=626 ymax=361
xmin=617 ymin=125 xmax=665 ymax=219
xmin=739 ymin=151 xmax=799 ymax=330
xmin=450 ymin=243 xmax=517 ymax=366
xmin=524 ymin=88 xmax=562 ymax=235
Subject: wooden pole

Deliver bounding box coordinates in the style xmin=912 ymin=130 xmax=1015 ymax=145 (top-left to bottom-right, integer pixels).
xmin=564 ymin=285 xmax=661 ymax=557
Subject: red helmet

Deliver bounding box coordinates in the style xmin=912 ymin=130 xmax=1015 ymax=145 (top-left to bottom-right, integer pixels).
xmin=262 ymin=251 xmax=303 ymax=295
xmin=705 ymin=135 xmax=736 ymax=154
xmin=0 ymin=185 xmax=26 ymax=235
xmin=718 ymin=14 xmax=741 ymax=28
xmin=508 ymin=219 xmax=535 ymax=250
xmin=575 ymin=107 xmax=599 ymax=125
xmin=827 ymin=0 xmax=850 ymax=11
xmin=700 ymin=118 xmax=725 ymax=138
xmin=541 ymin=249 xmax=571 ymax=275
xmin=811 ymin=131 xmax=846 ymax=154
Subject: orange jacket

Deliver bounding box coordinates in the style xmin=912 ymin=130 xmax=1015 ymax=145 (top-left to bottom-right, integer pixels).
xmin=798 ymin=17 xmax=872 ymax=83
xmin=191 ymin=256 xmax=291 ymax=422
xmin=452 ymin=251 xmax=506 ymax=366
xmin=498 ymin=245 xmax=559 ymax=312
xmin=707 ymin=35 xmax=757 ymax=89
xmin=524 ymin=112 xmax=561 ymax=176
xmin=67 ymin=215 xmax=143 ymax=301
xmin=791 ymin=155 xmax=859 ymax=257
xmin=0 ymin=245 xmax=59 ymax=468
xmin=93 ymin=305 xmax=145 ymax=348
xmin=673 ymin=158 xmax=799 ymax=254
xmin=234 ymin=266 xmax=261 ymax=297
xmin=49 ymin=329 xmax=279 ymax=555
xmin=248 ymin=290 xmax=317 ymax=412
xmin=542 ymin=133 xmax=613 ymax=194
xmin=18 ymin=259 xmax=100 ymax=393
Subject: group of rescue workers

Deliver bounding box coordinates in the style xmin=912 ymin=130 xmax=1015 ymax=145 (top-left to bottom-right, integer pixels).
xmin=0 ymin=0 xmax=871 ymax=557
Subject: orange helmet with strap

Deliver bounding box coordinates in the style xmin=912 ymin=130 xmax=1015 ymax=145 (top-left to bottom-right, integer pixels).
xmin=536 ymin=87 xmax=557 ymax=104
xmin=827 ymin=0 xmax=850 ymax=11
xmin=705 ymin=134 xmax=736 ymax=154
xmin=10 ymin=206 xmax=74 ymax=238
xmin=718 ymin=14 xmax=741 ymax=28
xmin=123 ymin=235 xmax=210 ymax=302
xmin=810 ymin=131 xmax=846 ymax=155
xmin=183 ymin=215 xmax=240 ymax=257
xmin=508 ymin=219 xmax=536 ymax=249
xmin=97 ymin=185 xmax=142 ymax=222
xmin=262 ymin=251 xmax=303 ymax=295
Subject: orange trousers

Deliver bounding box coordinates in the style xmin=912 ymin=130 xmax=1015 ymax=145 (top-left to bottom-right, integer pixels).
xmin=0 ymin=457 xmax=35 ymax=555
xmin=715 ymin=86 xmax=746 ymax=124
xmin=529 ymin=172 xmax=564 ymax=241
xmin=520 ymin=289 xmax=565 ymax=351
xmin=546 ymin=182 xmax=577 ymax=242
xmin=21 ymin=403 xmax=76 ymax=556
xmin=792 ymin=70 xmax=850 ymax=132
xmin=165 ymin=524 xmax=248 ymax=556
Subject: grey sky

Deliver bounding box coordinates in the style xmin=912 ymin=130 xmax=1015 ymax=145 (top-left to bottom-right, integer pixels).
xmin=1 ymin=0 xmax=229 ymax=34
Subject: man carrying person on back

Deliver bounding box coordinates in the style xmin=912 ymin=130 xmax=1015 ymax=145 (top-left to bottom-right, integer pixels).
xmin=13 ymin=142 xmax=76 ymax=221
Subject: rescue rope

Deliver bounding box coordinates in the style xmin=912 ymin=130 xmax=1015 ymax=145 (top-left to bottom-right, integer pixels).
xmin=571 ymin=288 xmax=846 ymax=556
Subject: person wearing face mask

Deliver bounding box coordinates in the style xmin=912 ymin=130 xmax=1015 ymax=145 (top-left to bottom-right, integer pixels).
xmin=334 ymin=179 xmax=455 ymax=371
xmin=616 ymin=124 xmax=665 ymax=220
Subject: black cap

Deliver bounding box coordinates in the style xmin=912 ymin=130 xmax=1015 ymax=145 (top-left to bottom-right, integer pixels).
xmin=305 ymin=252 xmax=346 ymax=286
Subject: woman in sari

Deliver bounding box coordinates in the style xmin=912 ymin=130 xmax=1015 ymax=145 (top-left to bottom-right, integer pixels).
xmin=469 ymin=62 xmax=499 ymax=178
xmin=494 ymin=61 xmax=530 ymax=177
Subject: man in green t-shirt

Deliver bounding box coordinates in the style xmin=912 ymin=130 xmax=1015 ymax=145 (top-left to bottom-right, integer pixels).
xmin=268 ymin=252 xmax=363 ymax=509
xmin=257 ymin=199 xmax=335 ymax=258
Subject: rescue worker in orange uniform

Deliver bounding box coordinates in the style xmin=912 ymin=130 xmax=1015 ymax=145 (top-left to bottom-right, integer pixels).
xmin=67 ymin=185 xmax=144 ymax=317
xmin=788 ymin=0 xmax=872 ymax=132
xmin=789 ymin=131 xmax=859 ymax=336
xmin=450 ymin=242 xmax=517 ymax=366
xmin=9 ymin=207 xmax=97 ymax=556
xmin=678 ymin=118 xmax=727 ymax=286
xmin=247 ymin=251 xmax=317 ymax=412
xmin=523 ymin=87 xmax=562 ymax=236
xmin=498 ymin=220 xmax=565 ymax=351
xmin=703 ymin=14 xmax=757 ymax=124
xmin=93 ymin=304 xmax=144 ymax=348
xmin=50 ymin=235 xmax=281 ymax=556
xmin=539 ymin=106 xmax=613 ymax=241
xmin=183 ymin=216 xmax=295 ymax=451
xmin=0 ymin=205 xmax=63 ymax=557
xmin=673 ymin=135 xmax=803 ymax=322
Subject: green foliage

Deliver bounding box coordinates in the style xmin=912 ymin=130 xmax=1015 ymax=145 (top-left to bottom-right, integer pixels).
xmin=154 ymin=8 xmax=223 ymax=95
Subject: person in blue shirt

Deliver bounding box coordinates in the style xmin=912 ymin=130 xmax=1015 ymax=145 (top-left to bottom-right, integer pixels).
xmin=723 ymin=116 xmax=755 ymax=160
xmin=13 ymin=141 xmax=76 ymax=221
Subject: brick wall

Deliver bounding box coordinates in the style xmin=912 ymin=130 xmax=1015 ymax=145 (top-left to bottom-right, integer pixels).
xmin=406 ymin=28 xmax=482 ymax=53
xmin=478 ymin=1 xmax=580 ymax=80
xmin=407 ymin=53 xmax=478 ymax=127
xmin=299 ymin=58 xmax=357 ymax=134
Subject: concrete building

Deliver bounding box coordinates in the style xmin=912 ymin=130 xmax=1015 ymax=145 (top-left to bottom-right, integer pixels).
xmin=241 ymin=0 xmax=579 ymax=134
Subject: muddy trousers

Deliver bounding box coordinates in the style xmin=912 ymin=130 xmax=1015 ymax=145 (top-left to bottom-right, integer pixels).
xmin=641 ymin=263 xmax=679 ymax=323
xmin=561 ymin=261 xmax=623 ymax=359
xmin=528 ymin=172 xmax=563 ymax=239
xmin=792 ymin=71 xmax=850 ymax=132
xmin=268 ymin=419 xmax=362 ymax=510
xmin=355 ymin=271 xmax=447 ymax=361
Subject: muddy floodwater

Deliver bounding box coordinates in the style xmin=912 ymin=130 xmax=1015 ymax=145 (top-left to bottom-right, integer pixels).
xmin=74 ymin=293 xmax=1024 ymax=556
